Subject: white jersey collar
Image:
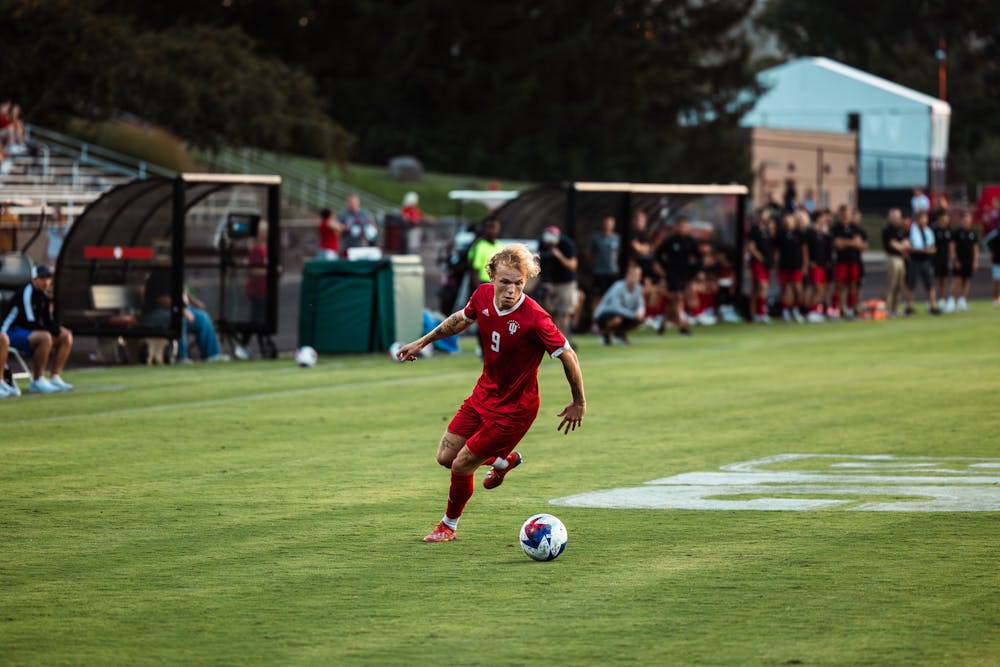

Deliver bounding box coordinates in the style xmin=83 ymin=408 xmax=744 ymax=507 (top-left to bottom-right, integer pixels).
xmin=494 ymin=293 xmax=526 ymax=317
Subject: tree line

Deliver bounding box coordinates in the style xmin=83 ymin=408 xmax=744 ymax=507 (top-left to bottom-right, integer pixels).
xmin=2 ymin=0 xmax=996 ymax=190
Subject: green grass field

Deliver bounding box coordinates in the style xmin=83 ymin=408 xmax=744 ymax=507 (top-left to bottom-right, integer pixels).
xmin=3 ymin=307 xmax=999 ymax=666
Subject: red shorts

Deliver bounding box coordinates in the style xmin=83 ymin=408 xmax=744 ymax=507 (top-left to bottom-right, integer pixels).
xmin=447 ymin=398 xmax=536 ymax=459
xmin=778 ymin=269 xmax=803 ymax=285
xmin=833 ymin=263 xmax=861 ymax=283
xmin=750 ymin=260 xmax=771 ymax=283
xmin=810 ymin=266 xmax=828 ymax=286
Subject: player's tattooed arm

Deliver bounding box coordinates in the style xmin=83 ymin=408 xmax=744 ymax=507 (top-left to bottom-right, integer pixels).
xmin=429 ymin=311 xmax=473 ymax=340
xmin=396 ymin=310 xmax=473 ymax=361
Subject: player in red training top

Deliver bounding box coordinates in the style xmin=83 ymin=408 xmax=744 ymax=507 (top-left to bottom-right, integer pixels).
xmin=396 ymin=243 xmax=587 ymax=543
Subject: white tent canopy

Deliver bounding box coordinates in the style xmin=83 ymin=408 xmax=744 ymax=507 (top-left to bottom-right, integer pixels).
xmin=742 ymin=57 xmax=951 ymax=189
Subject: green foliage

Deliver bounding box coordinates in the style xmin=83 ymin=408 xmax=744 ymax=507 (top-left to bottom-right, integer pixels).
xmin=759 ymin=0 xmax=1000 ymax=190
xmin=2 ymin=306 xmax=999 ymax=664
xmin=0 ymin=0 xmax=351 ymax=162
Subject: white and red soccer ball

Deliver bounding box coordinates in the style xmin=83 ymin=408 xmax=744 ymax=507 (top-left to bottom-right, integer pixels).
xmin=519 ymin=513 xmax=568 ymax=561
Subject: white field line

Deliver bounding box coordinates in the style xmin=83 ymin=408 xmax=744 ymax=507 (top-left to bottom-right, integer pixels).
xmin=3 ymin=372 xmax=470 ymax=426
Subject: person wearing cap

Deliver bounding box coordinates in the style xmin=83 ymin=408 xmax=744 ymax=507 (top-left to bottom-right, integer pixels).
xmin=538 ymin=224 xmax=578 ymax=338
xmin=0 ymin=264 xmax=74 ymax=394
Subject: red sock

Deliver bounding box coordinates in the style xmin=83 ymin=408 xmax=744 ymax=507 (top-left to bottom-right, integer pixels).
xmin=445 ymin=471 xmax=474 ymax=520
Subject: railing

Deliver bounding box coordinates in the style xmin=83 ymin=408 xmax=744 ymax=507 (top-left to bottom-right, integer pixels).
xmin=23 ymin=124 xmax=176 ymax=182
xmin=202 ymin=147 xmax=398 ymax=216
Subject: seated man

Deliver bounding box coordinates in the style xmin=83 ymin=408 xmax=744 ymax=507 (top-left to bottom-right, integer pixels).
xmin=593 ymin=263 xmax=645 ymax=346
xmin=0 ymin=264 xmax=74 ymax=394
xmin=141 ymin=268 xmax=229 ymax=362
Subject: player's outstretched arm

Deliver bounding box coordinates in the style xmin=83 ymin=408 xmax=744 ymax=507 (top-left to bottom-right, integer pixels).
xmin=396 ymin=310 xmax=473 ymax=361
xmin=556 ymin=348 xmax=586 ymax=434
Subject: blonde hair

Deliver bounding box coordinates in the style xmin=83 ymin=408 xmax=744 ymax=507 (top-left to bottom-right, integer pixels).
xmin=487 ymin=243 xmax=540 ymax=281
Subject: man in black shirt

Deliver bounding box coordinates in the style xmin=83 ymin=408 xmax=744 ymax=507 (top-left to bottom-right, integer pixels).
xmin=950 ymin=211 xmax=978 ymax=311
xmin=538 ymin=225 xmax=578 ymax=336
xmin=775 ymin=212 xmax=807 ymax=322
xmin=805 ymin=209 xmax=833 ymax=321
xmin=747 ymin=209 xmax=775 ymax=322
xmin=932 ymin=210 xmax=955 ymax=312
xmin=881 ymin=208 xmax=910 ymax=317
xmin=654 ymin=216 xmax=701 ymax=335
xmin=0 ymin=265 xmax=74 ymax=394
xmin=831 ymin=206 xmax=867 ymax=318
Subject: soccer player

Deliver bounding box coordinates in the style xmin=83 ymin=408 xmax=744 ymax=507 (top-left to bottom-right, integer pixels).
xmin=931 ymin=210 xmax=955 ymax=312
xmin=747 ymin=209 xmax=775 ymax=322
xmin=396 ymin=244 xmax=587 ymax=543
xmin=950 ymin=211 xmax=978 ymax=311
xmin=775 ymin=212 xmax=807 ymax=322
xmin=831 ymin=205 xmax=866 ymax=319
xmin=804 ymin=209 xmax=833 ymax=321
xmin=653 ymin=216 xmax=701 ymax=335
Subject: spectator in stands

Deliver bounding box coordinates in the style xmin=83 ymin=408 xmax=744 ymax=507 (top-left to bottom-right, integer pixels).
xmin=587 ymin=212 xmax=621 ymax=319
xmin=338 ymin=194 xmax=378 ymax=253
xmin=831 ymin=205 xmax=866 ymax=319
xmin=747 ymin=208 xmax=775 ymax=322
xmin=316 ymin=207 xmax=344 ymax=259
xmin=906 ymin=212 xmax=940 ymax=315
xmin=910 ymin=188 xmax=931 ymax=216
xmin=932 ymin=210 xmax=955 ymax=312
xmin=654 ymin=216 xmax=700 ymax=335
xmin=882 ymin=207 xmax=909 ymax=317
xmin=593 ymin=263 xmax=645 ymax=346
xmin=0 ymin=201 xmax=19 ymax=253
xmin=401 ymin=191 xmax=433 ymax=254
xmin=950 ymin=211 xmax=978 ymax=312
xmin=141 ymin=268 xmax=230 ymax=362
xmin=0 ymin=331 xmax=19 ymax=397
xmin=775 ymin=212 xmax=806 ymax=322
xmin=0 ymin=265 xmax=74 ymax=394
xmin=538 ymin=224 xmax=578 ymax=337
xmin=986 ymin=225 xmax=1000 ymax=308
xmin=805 ymin=209 xmax=833 ymax=321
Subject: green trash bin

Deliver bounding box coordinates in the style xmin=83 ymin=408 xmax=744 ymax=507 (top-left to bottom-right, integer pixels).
xmin=298 ymin=259 xmax=396 ymax=354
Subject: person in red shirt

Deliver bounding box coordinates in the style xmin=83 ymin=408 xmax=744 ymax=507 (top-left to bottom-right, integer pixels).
xmin=316 ymin=207 xmax=343 ymax=259
xmin=396 ymin=243 xmax=587 ymax=543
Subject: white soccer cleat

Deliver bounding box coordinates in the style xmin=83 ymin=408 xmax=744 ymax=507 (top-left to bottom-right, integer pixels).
xmin=28 ymin=377 xmax=60 ymax=394
xmin=49 ymin=375 xmax=74 ymax=391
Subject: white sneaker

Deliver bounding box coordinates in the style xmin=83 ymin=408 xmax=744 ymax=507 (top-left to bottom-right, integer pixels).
xmin=945 ymin=297 xmax=956 ymax=313
xmin=792 ymin=310 xmax=805 ymax=323
xmin=937 ymin=298 xmax=946 ymax=311
xmin=5 ymin=380 xmax=21 ymax=396
xmin=49 ymin=375 xmax=74 ymax=391
xmin=205 ymin=353 xmax=231 ymax=363
xmin=233 ymin=345 xmax=251 ymax=361
xmin=807 ymin=311 xmax=826 ymax=323
xmin=28 ymin=377 xmax=60 ymax=394
xmin=782 ymin=310 xmax=792 ymax=322
xmin=0 ymin=382 xmax=12 ymax=398
xmin=957 ymin=297 xmax=968 ymax=312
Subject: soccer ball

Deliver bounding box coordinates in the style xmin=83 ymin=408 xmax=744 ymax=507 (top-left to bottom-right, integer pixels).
xmin=519 ymin=513 xmax=568 ymax=561
xmin=294 ymin=346 xmax=318 ymax=367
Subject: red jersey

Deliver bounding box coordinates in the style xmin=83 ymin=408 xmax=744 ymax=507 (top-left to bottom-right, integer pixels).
xmin=462 ymin=283 xmax=570 ymax=417
xmin=318 ymin=216 xmax=340 ymax=253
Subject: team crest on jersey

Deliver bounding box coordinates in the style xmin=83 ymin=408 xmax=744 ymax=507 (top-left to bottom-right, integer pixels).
xmin=508 ymin=320 xmax=520 ymax=335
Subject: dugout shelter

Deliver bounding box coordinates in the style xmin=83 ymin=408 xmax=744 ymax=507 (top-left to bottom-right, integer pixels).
xmin=54 ymin=173 xmax=282 ymax=360
xmin=490 ymin=182 xmax=749 ymax=311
